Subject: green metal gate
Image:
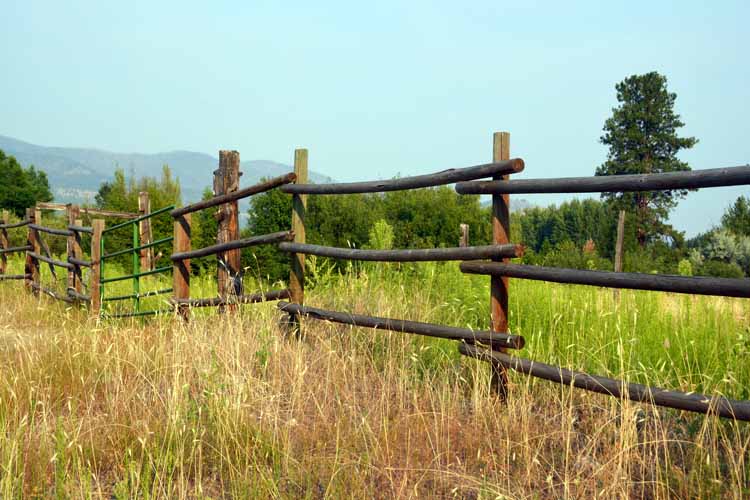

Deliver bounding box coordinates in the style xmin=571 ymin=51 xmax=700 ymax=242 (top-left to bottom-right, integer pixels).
xmin=100 ymin=205 xmax=175 ymax=318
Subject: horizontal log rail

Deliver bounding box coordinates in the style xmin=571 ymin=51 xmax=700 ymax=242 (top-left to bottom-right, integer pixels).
xmin=31 ymin=282 xmax=74 ymax=304
xmin=171 ymin=230 xmax=294 ymax=261
xmin=281 ymin=158 xmax=525 ymax=195
xmin=103 ymin=287 xmax=174 ymax=302
xmin=28 ymin=251 xmax=75 ymax=270
xmin=459 ymin=343 xmax=750 ymax=422
xmin=460 ymin=262 xmax=750 ymax=298
xmin=100 ymin=265 xmax=172 ymax=284
xmin=278 ymin=242 xmax=523 ymax=262
xmin=0 ymin=245 xmax=33 ymax=255
xmin=68 ymin=224 xmax=93 ymax=234
xmin=0 ymin=274 xmax=31 ymax=280
xmin=278 ymin=301 xmax=525 ymax=349
xmin=28 ymin=224 xmax=74 ymax=237
xmin=102 ymin=236 xmax=174 ymax=260
xmin=102 ymin=205 xmax=175 ymax=234
xmin=0 ymin=219 xmax=31 ymax=229
xmin=455 ymin=165 xmax=750 ymax=195
xmin=104 ymin=309 xmax=173 ymax=319
xmin=67 ymin=289 xmax=91 ymax=302
xmin=36 ymin=202 xmax=139 ymax=219
xmin=172 ymin=289 xmax=291 ymax=308
xmin=68 ymin=256 xmax=93 ymax=268
xmin=171 ymin=173 xmax=297 ymax=218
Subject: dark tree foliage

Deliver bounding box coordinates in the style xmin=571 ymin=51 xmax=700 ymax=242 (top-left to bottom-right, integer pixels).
xmin=721 ymin=196 xmax=750 ymax=236
xmin=0 ymin=149 xmax=53 ymax=216
xmin=242 ymin=184 xmax=491 ymax=282
xmin=597 ymin=72 xmax=697 ymax=246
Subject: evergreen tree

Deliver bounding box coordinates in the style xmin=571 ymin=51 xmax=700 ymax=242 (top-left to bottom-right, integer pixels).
xmin=597 ymin=72 xmax=697 ymax=246
xmin=721 ymin=196 xmax=750 ymax=236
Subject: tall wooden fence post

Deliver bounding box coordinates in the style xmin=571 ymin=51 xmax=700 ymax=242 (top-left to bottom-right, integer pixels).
xmin=216 ymin=150 xmax=242 ymax=313
xmin=27 ymin=208 xmax=41 ymax=296
xmin=0 ymin=210 xmax=8 ymax=275
xmin=613 ymin=210 xmax=626 ymax=302
xmin=490 ymin=131 xmax=511 ymax=399
xmin=66 ymin=204 xmax=83 ymax=304
xmin=90 ymin=219 xmax=104 ymax=316
xmin=173 ymin=214 xmax=191 ymax=321
xmin=288 ymin=148 xmax=308 ymax=337
xmin=138 ymin=191 xmax=153 ymax=271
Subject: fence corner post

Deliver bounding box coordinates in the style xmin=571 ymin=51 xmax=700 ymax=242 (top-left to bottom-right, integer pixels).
xmin=173 ymin=214 xmax=191 ymax=321
xmin=216 ymin=150 xmax=242 ymax=313
xmin=490 ymin=131 xmax=511 ymax=400
xmin=460 ymin=223 xmax=469 ymax=247
xmin=90 ymin=219 xmax=105 ymax=317
xmin=288 ymin=148 xmax=308 ymax=337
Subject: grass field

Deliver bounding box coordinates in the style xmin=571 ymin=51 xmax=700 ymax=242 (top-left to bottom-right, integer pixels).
xmin=1 ymin=255 xmax=749 ymax=498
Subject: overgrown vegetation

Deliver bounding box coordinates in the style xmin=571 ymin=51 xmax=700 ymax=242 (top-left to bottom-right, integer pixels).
xmin=1 ymin=254 xmax=748 ymax=498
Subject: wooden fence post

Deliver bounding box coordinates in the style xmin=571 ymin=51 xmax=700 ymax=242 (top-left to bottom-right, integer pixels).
xmin=27 ymin=208 xmax=41 ymax=296
xmin=216 ymin=150 xmax=242 ymax=312
xmin=0 ymin=210 xmax=8 ymax=275
xmin=490 ymin=131 xmax=511 ymax=399
xmin=613 ymin=210 xmax=626 ymax=302
xmin=138 ymin=191 xmax=153 ymax=271
xmin=173 ymin=214 xmax=191 ymax=320
xmin=288 ymin=148 xmax=308 ymax=337
xmin=460 ymin=223 xmax=469 ymax=247
xmin=66 ymin=204 xmax=83 ymax=304
xmin=90 ymin=219 xmax=104 ymax=316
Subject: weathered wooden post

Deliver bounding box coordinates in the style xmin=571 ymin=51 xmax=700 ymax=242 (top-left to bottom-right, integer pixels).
xmin=215 ymin=150 xmax=242 ymax=312
xmin=460 ymin=223 xmax=469 ymax=247
xmin=27 ymin=208 xmax=41 ymax=296
xmin=288 ymin=148 xmax=308 ymax=337
xmin=490 ymin=131 xmax=511 ymax=399
xmin=0 ymin=210 xmax=8 ymax=275
xmin=138 ymin=191 xmax=153 ymax=271
xmin=90 ymin=219 xmax=104 ymax=316
xmin=613 ymin=210 xmax=626 ymax=302
xmin=66 ymin=204 xmax=83 ymax=303
xmin=173 ymin=214 xmax=191 ymax=321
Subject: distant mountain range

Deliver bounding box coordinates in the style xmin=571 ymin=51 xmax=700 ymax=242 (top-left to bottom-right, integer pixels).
xmin=0 ymin=134 xmax=534 ymax=217
xmin=0 ymin=134 xmax=332 ymax=206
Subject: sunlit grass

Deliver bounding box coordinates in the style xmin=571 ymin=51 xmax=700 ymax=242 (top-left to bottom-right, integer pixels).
xmin=1 ymin=254 xmax=749 ymax=498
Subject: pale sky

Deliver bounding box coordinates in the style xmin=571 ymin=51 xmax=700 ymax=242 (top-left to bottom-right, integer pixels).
xmin=2 ymin=1 xmax=748 ymax=235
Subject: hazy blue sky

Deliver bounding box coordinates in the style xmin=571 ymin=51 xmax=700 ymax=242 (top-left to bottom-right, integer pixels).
xmin=2 ymin=1 xmax=748 ymax=235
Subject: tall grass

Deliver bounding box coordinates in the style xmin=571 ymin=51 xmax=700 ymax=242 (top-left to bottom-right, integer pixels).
xmin=0 ymin=255 xmax=749 ymax=498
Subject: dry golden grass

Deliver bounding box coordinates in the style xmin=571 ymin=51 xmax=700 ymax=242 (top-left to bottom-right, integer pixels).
xmin=1 ymin=274 xmax=749 ymax=499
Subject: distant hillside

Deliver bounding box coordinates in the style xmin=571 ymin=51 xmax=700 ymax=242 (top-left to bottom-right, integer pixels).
xmin=0 ymin=135 xmax=333 ymax=206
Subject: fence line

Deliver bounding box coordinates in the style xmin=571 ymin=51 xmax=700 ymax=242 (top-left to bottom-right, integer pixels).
xmin=277 ymin=242 xmax=523 ymax=262
xmin=1 ymin=131 xmax=749 ymax=424
xmin=456 ymin=164 xmax=750 ymax=194
xmin=281 ymin=158 xmax=524 ymax=194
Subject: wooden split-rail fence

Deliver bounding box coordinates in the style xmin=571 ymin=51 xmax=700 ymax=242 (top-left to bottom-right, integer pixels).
xmin=1 ymin=132 xmax=750 ymax=423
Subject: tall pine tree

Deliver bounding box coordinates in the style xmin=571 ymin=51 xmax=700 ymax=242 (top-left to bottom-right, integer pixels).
xmin=597 ymin=72 xmax=697 ymax=246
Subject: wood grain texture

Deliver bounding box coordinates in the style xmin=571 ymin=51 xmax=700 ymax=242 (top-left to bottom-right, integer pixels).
xmin=459 ymin=343 xmax=750 ymax=421
xmin=460 ymin=262 xmax=750 ymax=298
xmin=282 ymin=159 xmax=524 ymax=194
xmin=456 ymin=165 xmax=750 ymax=194
xmin=278 ymin=301 xmax=526 ymax=349
xmin=278 ymin=242 xmax=522 ymax=262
